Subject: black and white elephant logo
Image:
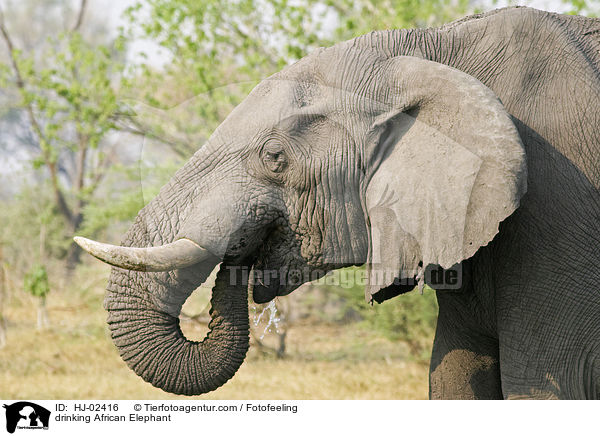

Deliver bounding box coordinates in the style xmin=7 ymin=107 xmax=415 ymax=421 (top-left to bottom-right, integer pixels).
xmin=2 ymin=402 xmax=50 ymax=434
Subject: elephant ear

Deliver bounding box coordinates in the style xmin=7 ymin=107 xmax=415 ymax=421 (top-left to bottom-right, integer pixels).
xmin=363 ymin=56 xmax=527 ymax=303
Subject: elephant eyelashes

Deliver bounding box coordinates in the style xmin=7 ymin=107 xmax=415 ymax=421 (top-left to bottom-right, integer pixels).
xmin=262 ymin=150 xmax=288 ymax=173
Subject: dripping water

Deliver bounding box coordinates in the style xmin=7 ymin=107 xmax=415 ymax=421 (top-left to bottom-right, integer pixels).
xmin=252 ymin=300 xmax=282 ymax=340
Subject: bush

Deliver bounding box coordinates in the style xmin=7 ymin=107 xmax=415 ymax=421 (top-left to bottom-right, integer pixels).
xmin=314 ymin=267 xmax=438 ymax=357
xmin=23 ymin=264 xmax=50 ymax=298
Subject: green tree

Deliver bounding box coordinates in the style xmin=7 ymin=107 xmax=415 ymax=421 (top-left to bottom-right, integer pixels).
xmin=23 ymin=263 xmax=51 ymax=329
xmin=0 ymin=2 xmax=133 ymax=268
xmin=314 ymin=267 xmax=438 ymax=355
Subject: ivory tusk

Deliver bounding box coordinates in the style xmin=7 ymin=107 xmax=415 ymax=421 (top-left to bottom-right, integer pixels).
xmin=73 ymin=236 xmax=217 ymax=272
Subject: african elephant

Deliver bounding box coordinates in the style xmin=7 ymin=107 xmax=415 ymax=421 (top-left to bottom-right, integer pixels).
xmin=75 ymin=7 xmax=600 ymax=399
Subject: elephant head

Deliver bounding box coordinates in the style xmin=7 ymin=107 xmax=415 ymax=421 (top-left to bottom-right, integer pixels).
xmin=76 ymin=42 xmax=526 ymax=395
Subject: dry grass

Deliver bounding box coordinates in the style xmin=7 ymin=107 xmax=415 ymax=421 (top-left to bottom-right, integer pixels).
xmin=0 ymin=264 xmax=430 ymax=399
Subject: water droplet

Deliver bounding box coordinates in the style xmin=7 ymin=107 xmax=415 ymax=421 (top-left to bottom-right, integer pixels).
xmin=258 ymin=300 xmax=282 ymax=340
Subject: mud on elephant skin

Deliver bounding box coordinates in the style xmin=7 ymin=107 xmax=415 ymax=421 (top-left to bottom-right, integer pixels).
xmin=76 ymin=7 xmax=600 ymax=399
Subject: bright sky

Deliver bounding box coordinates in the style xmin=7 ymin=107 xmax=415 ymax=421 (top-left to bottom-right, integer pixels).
xmin=103 ymin=0 xmax=573 ymax=68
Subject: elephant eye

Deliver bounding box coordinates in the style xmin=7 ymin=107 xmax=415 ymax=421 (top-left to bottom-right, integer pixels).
xmin=262 ymin=149 xmax=288 ymax=173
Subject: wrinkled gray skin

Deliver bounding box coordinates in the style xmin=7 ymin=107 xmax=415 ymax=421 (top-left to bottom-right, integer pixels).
xmin=100 ymin=7 xmax=599 ymax=399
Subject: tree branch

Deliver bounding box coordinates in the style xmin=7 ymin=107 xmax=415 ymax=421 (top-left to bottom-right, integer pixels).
xmin=0 ymin=6 xmax=26 ymax=92
xmin=70 ymin=131 xmax=89 ymax=229
xmin=75 ymin=137 xmax=87 ymax=193
xmin=87 ymin=141 xmax=118 ymax=196
xmin=112 ymin=115 xmax=197 ymax=159
xmin=71 ymin=0 xmax=87 ymax=33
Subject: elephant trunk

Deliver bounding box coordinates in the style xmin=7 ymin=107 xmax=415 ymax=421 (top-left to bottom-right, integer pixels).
xmin=105 ymin=262 xmax=249 ymax=395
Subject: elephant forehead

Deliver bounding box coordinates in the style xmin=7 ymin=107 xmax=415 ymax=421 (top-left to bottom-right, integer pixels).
xmin=204 ymin=58 xmax=384 ymax=156
xmin=213 ymin=84 xmax=300 ymax=139
xmin=248 ymin=79 xmax=336 ymax=115
xmin=212 ymin=87 xmax=327 ymax=145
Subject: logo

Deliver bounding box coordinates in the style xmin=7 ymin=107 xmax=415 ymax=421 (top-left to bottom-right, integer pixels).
xmin=2 ymin=402 xmax=50 ymax=434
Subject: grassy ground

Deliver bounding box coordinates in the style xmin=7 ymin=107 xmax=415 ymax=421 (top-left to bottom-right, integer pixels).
xmin=0 ymin=264 xmax=431 ymax=399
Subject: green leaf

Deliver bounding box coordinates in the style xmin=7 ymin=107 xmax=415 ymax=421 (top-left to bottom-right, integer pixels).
xmin=23 ymin=264 xmax=51 ymax=298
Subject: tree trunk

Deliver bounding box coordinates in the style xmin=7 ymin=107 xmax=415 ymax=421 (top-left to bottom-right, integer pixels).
xmin=65 ymin=212 xmax=84 ymax=272
xmin=65 ymin=242 xmax=82 ymax=272
xmin=36 ymin=295 xmax=49 ymax=330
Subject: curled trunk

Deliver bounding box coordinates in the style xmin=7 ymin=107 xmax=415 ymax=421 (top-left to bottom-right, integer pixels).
xmin=105 ymin=262 xmax=249 ymax=395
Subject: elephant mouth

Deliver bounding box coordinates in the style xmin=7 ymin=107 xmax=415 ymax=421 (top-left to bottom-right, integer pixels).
xmin=252 ymin=279 xmax=279 ymax=304
xmin=249 ymin=229 xmax=294 ymax=304
xmin=250 ymin=255 xmax=331 ymax=304
xmin=250 ymin=266 xmax=298 ymax=304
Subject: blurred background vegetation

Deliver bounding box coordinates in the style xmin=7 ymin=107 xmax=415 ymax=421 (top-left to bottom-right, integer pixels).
xmin=0 ymin=0 xmax=597 ymax=399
